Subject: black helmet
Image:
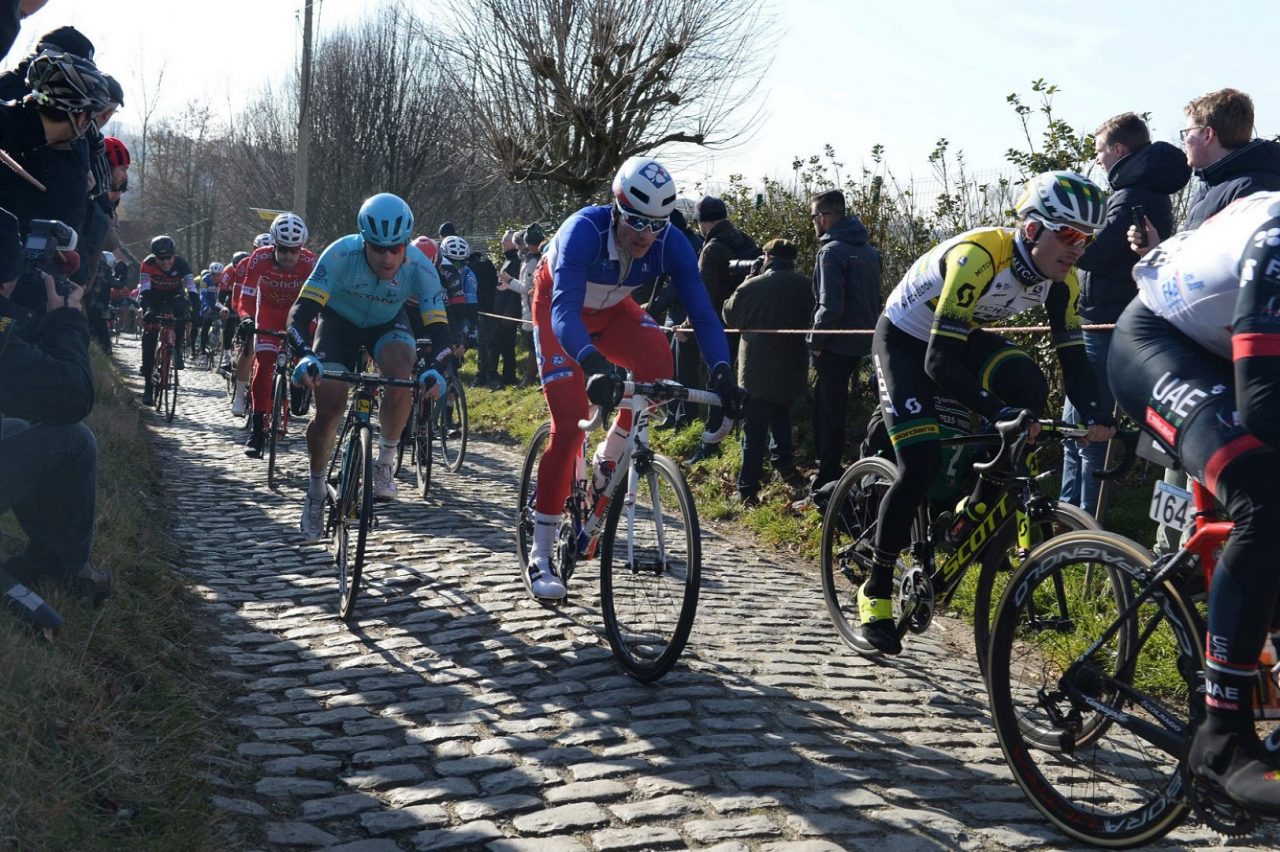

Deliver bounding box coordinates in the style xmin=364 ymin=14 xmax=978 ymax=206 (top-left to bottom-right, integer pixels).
xmin=231 ymin=251 xmax=249 ymax=265
xmin=150 ymin=235 xmax=176 ymax=257
xmin=25 ymin=49 xmax=111 ymax=114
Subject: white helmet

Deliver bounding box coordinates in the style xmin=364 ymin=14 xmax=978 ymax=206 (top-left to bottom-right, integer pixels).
xmin=270 ymin=212 xmax=308 ymax=247
xmin=440 ymin=235 xmax=470 ymax=261
xmin=101 ymin=250 xmax=116 ymax=267
xmin=1014 ymin=171 xmax=1107 ymax=230
xmin=612 ymin=156 xmax=677 ymax=219
xmin=253 ymin=232 xmax=274 ymax=248
xmin=208 ymin=261 xmax=225 ymax=275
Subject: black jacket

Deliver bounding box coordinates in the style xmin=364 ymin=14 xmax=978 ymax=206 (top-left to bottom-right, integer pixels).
xmin=493 ymin=249 xmax=523 ymax=322
xmin=699 ymin=220 xmax=760 ymax=313
xmin=1077 ymin=141 xmax=1191 ymax=324
xmin=0 ymin=296 xmax=94 ymax=425
xmin=807 ymin=215 xmax=882 ymax=357
xmin=721 ymin=259 xmax=813 ymax=404
xmin=470 ymin=254 xmax=497 ymax=314
xmin=1184 ymin=138 xmax=1280 ymax=231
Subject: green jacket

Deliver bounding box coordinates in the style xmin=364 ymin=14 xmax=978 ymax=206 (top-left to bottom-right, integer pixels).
xmin=721 ymin=259 xmax=813 ymax=405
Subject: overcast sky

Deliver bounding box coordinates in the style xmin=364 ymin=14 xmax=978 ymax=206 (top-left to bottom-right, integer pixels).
xmin=7 ymin=0 xmax=1278 ymax=195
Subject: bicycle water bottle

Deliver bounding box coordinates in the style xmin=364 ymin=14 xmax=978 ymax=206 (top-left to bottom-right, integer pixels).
xmin=944 ymin=495 xmax=987 ymax=547
xmin=576 ymin=436 xmax=588 ymax=490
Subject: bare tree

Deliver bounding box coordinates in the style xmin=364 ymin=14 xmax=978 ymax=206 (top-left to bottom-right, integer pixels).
xmin=437 ymin=0 xmax=772 ymax=215
xmin=130 ymin=58 xmax=167 ymax=204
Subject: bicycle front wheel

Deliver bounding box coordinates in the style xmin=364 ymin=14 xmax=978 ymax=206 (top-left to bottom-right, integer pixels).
xmin=971 ymin=501 xmax=1100 ymax=677
xmin=987 ymin=530 xmax=1195 ymax=848
xmin=165 ymin=358 xmax=178 ymax=422
xmin=334 ymin=425 xmax=374 ymax=619
xmin=437 ymin=377 xmax=467 ymax=472
xmin=414 ymin=394 xmax=433 ymax=500
xmin=516 ymin=421 xmax=551 ymax=577
xmin=267 ymin=371 xmax=287 ymax=490
xmin=600 ymin=452 xmax=700 ymax=682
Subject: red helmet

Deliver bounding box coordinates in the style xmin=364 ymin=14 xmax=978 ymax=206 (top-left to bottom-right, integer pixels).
xmin=104 ymin=136 xmax=130 ymax=168
xmin=412 ymin=235 xmax=438 ymax=263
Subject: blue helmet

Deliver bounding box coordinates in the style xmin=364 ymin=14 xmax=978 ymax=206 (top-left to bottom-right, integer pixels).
xmin=358 ymin=193 xmax=414 ymax=247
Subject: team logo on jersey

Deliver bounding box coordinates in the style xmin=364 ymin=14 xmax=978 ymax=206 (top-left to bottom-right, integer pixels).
xmin=905 ymin=397 xmax=922 ymax=414
xmin=1254 ymin=228 xmax=1280 ymax=249
xmin=551 ymin=354 xmax=565 ymax=366
xmin=640 ymin=162 xmax=671 ymax=187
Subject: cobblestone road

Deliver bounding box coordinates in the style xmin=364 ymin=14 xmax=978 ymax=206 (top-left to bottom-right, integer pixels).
xmin=114 ymin=337 xmax=1271 ymax=851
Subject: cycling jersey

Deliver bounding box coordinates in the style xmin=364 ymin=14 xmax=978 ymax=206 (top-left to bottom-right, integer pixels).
xmin=198 ymin=275 xmax=220 ymax=316
xmin=439 ymin=259 xmax=465 ymax=305
xmin=239 ymin=245 xmax=318 ymax=321
xmin=543 ymin=204 xmax=730 ymax=368
xmin=296 ymin=234 xmax=447 ymax=329
xmin=138 ymin=254 xmax=195 ymax=309
xmin=885 ymin=227 xmax=1084 ymax=343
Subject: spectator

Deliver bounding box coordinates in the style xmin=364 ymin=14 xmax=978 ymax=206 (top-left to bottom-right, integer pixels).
xmin=652 ymin=205 xmax=704 ymax=430
xmin=491 ymin=229 xmax=523 ymax=388
xmin=1060 ymin=113 xmax=1190 ymax=516
xmin=470 ymin=245 xmax=498 ymax=388
xmin=0 ymin=209 xmax=113 ymax=628
xmin=721 ymin=238 xmax=813 ymax=505
xmin=504 ymin=223 xmax=545 ymax=387
xmin=0 ymin=1 xmax=51 ymax=60
xmin=806 ymin=188 xmax=882 ymax=493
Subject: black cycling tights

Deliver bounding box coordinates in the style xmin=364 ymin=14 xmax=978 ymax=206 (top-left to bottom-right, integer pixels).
xmin=1111 ymin=300 xmax=1280 ymax=670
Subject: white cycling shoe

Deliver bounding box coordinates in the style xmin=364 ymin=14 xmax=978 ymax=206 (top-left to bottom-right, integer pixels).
xmin=525 ymin=556 xmax=567 ymax=601
xmin=299 ymin=492 xmax=325 ymax=543
xmin=373 ymin=462 xmax=397 ymax=501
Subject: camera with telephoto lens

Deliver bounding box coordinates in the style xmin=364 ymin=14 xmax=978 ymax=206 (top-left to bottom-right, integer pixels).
xmin=15 ymin=219 xmax=78 ymax=306
xmin=727 ymin=255 xmax=765 ymax=278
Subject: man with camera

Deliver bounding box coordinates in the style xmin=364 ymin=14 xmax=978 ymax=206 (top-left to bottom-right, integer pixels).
xmin=0 ymin=209 xmax=111 ymax=630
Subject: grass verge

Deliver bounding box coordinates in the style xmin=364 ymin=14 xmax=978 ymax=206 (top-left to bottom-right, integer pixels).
xmin=0 ymin=346 xmax=232 ymax=851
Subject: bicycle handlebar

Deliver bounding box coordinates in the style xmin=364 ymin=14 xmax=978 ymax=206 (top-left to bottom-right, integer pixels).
xmin=319 ymin=369 xmax=421 ymax=389
xmin=578 ymin=379 xmax=722 ymax=431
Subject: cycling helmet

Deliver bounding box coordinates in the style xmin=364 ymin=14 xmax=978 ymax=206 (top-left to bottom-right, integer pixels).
xmin=208 ymin=261 xmax=224 ymax=275
xmin=101 ymin=250 xmax=116 ymax=267
xmin=612 ymin=155 xmax=677 ymax=219
xmin=231 ymin=251 xmax=249 ymax=265
xmin=104 ymin=136 xmax=130 ymax=168
xmin=1014 ymin=171 xmax=1107 ymax=230
xmin=25 ymin=49 xmax=111 ymax=114
xmin=440 ymin=235 xmax=470 ymax=261
xmin=358 ymin=193 xmax=414 ymax=247
xmin=253 ymin=232 xmax=273 ymax=248
xmin=269 ymin=212 xmax=308 ymax=247
xmin=412 ymin=235 xmax=439 ymax=263
xmin=150 ymin=235 xmax=176 ymax=257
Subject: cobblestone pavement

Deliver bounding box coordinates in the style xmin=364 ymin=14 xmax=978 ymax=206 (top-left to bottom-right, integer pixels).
xmin=114 ymin=337 xmax=1274 ymax=851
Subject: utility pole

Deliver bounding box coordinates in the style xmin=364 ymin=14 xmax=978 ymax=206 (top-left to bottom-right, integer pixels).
xmin=293 ymin=0 xmax=316 ymax=218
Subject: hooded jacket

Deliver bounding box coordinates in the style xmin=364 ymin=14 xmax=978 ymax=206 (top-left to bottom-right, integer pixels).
xmin=807 ymin=215 xmax=882 ymax=357
xmin=1184 ymin=138 xmax=1280 ymax=231
xmin=1077 ymin=141 xmax=1191 ymax=324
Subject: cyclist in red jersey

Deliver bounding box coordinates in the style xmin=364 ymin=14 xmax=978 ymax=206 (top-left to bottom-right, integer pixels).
xmin=240 ymin=214 xmax=316 ymax=457
xmin=229 ymin=233 xmax=274 ymax=415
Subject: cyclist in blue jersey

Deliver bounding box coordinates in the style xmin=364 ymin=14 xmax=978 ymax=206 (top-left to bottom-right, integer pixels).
xmin=524 ymin=156 xmax=745 ymax=601
xmin=287 ymin=193 xmax=454 ymax=542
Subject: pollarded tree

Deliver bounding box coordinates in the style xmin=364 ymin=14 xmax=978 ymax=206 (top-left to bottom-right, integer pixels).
xmin=439 ymin=0 xmax=772 ymax=218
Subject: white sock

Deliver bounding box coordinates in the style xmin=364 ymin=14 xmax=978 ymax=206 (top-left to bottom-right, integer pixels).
xmin=377 ymin=437 xmax=398 ymax=467
xmin=529 ymin=511 xmax=559 ymax=565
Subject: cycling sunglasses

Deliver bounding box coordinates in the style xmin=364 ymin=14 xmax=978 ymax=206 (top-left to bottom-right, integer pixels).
xmin=1034 ymin=217 xmax=1095 ymax=248
xmin=615 ymin=203 xmax=669 ymax=233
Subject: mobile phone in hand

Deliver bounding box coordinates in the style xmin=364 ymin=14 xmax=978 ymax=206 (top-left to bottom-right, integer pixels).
xmin=1131 ymin=204 xmax=1148 ymax=249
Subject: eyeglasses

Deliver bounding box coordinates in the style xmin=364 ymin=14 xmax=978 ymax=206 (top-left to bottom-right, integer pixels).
xmin=1036 ymin=218 xmax=1095 ymax=248
xmin=367 ymin=243 xmax=406 ymax=255
xmin=1179 ymin=126 xmax=1205 ymax=141
xmin=275 ymin=245 xmax=302 ymax=256
xmin=810 ymin=210 xmax=835 ymax=221
xmin=614 ymin=204 xmax=668 ymax=233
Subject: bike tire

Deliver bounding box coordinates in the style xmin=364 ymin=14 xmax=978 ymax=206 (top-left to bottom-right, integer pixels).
xmin=267 ymin=371 xmax=287 ymax=490
xmin=438 ymin=377 xmax=468 ymax=472
xmin=600 ymin=452 xmax=700 ymax=682
xmin=335 ymin=425 xmax=374 ymax=620
xmin=516 ymin=421 xmax=552 ymax=580
xmin=414 ymin=394 xmax=433 ymax=500
xmin=987 ymin=530 xmax=1194 ymax=848
xmin=166 ymin=356 xmax=178 ymax=422
xmin=970 ymin=501 xmax=1099 ymax=677
xmin=818 ymin=456 xmax=923 ymax=658
xmin=154 ymin=346 xmax=169 ymax=415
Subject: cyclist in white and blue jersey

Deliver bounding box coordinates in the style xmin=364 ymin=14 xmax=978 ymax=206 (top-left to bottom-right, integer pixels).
xmin=287 ymin=193 xmax=454 ymax=541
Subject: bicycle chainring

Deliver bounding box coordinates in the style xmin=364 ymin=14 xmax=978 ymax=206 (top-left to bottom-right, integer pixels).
xmin=898 ymin=567 xmax=935 ymax=635
xmin=1188 ymin=772 xmax=1256 ymax=838
xmin=556 ymin=521 xmax=578 ymax=584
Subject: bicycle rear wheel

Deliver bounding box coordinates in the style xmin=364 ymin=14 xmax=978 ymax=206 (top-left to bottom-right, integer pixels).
xmin=516 ymin=421 xmax=552 ymax=578
xmin=987 ymin=530 xmax=1195 ymax=848
xmin=970 ymin=501 xmax=1100 ymax=676
xmin=334 ymin=425 xmax=374 ymax=619
xmin=600 ymin=452 xmax=700 ymax=682
xmin=437 ymin=377 xmax=468 ymax=472
xmin=819 ymin=456 xmax=924 ymax=657
xmin=267 ymin=371 xmax=287 ymax=490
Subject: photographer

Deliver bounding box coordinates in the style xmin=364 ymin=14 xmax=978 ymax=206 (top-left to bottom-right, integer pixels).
xmin=0 ymin=209 xmax=112 ymax=626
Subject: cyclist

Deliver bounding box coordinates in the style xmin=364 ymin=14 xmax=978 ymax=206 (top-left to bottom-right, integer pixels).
xmin=218 ymin=251 xmax=249 ymax=370
xmin=230 ymin=237 xmax=272 ymax=415
xmin=1110 ymin=190 xmax=1280 ymax=815
xmin=240 ymin=213 xmax=317 ymax=458
xmin=287 ymin=193 xmax=454 ymax=540
xmin=526 ymin=155 xmax=743 ymax=601
xmin=139 ymin=235 xmax=196 ymax=407
xmin=195 ymin=266 xmax=221 ymax=359
xmin=862 ymin=171 xmax=1116 ymax=654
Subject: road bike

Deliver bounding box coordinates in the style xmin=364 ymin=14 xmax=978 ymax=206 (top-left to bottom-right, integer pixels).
xmin=397 ymin=338 xmax=442 ymax=499
xmin=149 ymin=312 xmax=180 ymax=422
xmin=985 ymin=449 xmax=1280 ymax=847
xmin=516 ymin=378 xmax=721 ymax=681
xmin=321 ymin=365 xmax=424 ymax=619
xmin=255 ymin=329 xmax=296 ymax=490
xmin=436 ymin=367 xmax=467 ymax=472
xmin=820 ymin=414 xmax=1116 ymax=673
